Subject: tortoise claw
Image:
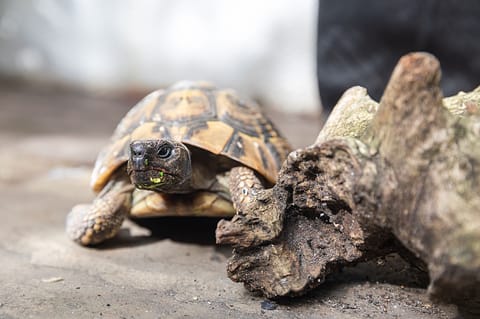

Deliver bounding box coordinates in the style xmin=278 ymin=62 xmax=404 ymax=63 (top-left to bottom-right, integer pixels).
xmin=66 ymin=201 xmax=127 ymax=246
xmin=66 ymin=178 xmax=133 ymax=246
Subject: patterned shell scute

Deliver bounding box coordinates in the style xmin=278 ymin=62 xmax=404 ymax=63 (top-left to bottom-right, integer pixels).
xmin=91 ymin=82 xmax=292 ymax=192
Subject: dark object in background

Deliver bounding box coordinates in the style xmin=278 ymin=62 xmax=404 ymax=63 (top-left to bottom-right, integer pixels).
xmin=316 ymin=0 xmax=480 ymax=113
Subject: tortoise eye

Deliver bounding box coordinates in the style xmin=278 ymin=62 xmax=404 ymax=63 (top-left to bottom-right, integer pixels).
xmin=157 ymin=144 xmax=173 ymax=159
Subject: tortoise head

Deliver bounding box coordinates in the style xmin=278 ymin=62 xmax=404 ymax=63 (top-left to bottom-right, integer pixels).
xmin=127 ymin=140 xmax=192 ymax=193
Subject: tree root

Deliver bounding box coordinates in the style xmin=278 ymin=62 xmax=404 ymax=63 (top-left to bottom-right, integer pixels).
xmin=216 ymin=52 xmax=480 ymax=313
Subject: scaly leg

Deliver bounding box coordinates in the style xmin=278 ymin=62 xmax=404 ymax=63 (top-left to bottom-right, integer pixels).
xmin=66 ymin=177 xmax=134 ymax=245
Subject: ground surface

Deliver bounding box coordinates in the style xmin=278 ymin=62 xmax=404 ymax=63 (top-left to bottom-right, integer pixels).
xmin=0 ymin=85 xmax=459 ymax=318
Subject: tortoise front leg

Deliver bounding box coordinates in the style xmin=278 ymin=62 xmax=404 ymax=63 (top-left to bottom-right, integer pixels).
xmin=66 ymin=177 xmax=134 ymax=246
xmin=216 ymin=166 xmax=284 ymax=247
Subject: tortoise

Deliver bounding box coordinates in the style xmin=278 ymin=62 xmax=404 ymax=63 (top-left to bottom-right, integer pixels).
xmin=66 ymin=81 xmax=292 ymax=245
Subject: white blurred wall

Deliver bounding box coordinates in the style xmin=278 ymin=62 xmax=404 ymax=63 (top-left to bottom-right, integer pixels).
xmin=0 ymin=0 xmax=319 ymax=112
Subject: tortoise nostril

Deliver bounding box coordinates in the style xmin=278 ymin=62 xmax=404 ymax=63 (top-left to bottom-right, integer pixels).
xmin=130 ymin=143 xmax=145 ymax=157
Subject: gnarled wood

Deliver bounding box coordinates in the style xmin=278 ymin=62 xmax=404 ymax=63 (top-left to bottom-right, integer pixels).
xmin=216 ymin=52 xmax=480 ymax=314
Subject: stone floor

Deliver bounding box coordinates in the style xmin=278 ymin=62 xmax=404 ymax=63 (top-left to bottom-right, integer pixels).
xmin=0 ymin=85 xmax=459 ymax=318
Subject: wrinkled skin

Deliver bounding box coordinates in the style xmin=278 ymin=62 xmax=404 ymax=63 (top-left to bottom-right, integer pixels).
xmin=128 ymin=140 xmax=193 ymax=193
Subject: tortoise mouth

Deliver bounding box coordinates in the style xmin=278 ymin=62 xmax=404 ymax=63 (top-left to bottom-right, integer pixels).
xmin=129 ymin=169 xmax=171 ymax=188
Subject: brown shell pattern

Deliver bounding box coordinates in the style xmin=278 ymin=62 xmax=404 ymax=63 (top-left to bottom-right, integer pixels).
xmin=91 ymin=81 xmax=292 ymax=192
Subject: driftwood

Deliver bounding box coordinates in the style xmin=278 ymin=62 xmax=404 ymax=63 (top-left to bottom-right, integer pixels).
xmin=215 ymin=52 xmax=480 ymax=312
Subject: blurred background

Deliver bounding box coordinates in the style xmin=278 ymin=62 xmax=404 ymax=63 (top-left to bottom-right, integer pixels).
xmin=2 ymin=0 xmax=478 ymax=119
xmin=0 ymin=0 xmax=320 ymax=114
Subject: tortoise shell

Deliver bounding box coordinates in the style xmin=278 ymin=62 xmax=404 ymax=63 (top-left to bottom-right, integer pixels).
xmin=91 ymin=81 xmax=292 ymax=193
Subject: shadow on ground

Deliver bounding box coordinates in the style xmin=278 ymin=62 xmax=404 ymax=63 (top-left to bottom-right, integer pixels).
xmin=96 ymin=217 xmax=224 ymax=250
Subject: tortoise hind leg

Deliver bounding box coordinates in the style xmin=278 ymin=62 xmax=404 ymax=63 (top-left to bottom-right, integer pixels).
xmin=216 ymin=166 xmax=284 ymax=247
xmin=66 ymin=177 xmax=134 ymax=246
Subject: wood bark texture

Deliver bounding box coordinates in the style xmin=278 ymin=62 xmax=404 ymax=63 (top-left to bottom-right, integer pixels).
xmin=215 ymin=52 xmax=480 ymax=313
